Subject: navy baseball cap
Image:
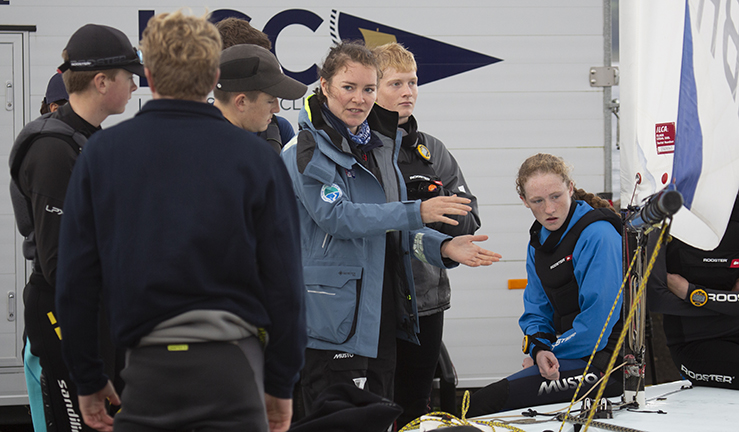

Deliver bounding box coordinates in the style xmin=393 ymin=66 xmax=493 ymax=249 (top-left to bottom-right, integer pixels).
xmin=58 ymin=24 xmax=144 ymax=76
xmin=44 ymin=73 xmax=68 ymax=104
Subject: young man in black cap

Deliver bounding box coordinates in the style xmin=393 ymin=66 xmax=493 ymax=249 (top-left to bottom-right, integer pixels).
xmin=55 ymin=11 xmax=305 ymax=432
xmin=214 ymin=17 xmax=304 ymax=151
xmin=9 ymin=23 xmax=143 ymax=432
xmin=213 ymin=44 xmax=307 ymax=152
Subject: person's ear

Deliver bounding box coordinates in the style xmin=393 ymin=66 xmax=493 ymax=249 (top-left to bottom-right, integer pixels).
xmin=320 ymin=77 xmax=330 ymax=97
xmin=93 ymin=72 xmax=108 ymax=95
xmin=144 ymin=68 xmax=156 ymax=94
xmin=210 ymin=68 xmax=220 ymax=93
xmin=520 ymin=195 xmax=530 ymax=209
xmin=234 ymin=93 xmax=247 ymax=110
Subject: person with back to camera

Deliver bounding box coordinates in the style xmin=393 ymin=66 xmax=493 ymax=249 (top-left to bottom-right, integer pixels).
xmin=40 ymin=72 xmax=69 ymax=115
xmin=280 ymin=40 xmax=501 ymax=414
xmin=214 ymin=16 xmax=301 ymax=151
xmin=9 ymin=23 xmax=142 ymax=432
xmin=467 ymin=153 xmax=623 ymax=416
xmin=372 ymin=42 xmax=481 ymax=427
xmin=647 ymin=193 xmax=739 ymax=390
xmin=55 ymin=11 xmax=306 ymax=432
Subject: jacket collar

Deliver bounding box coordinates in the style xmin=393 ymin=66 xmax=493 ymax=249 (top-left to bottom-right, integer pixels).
xmin=54 ymin=102 xmax=100 ymax=139
xmin=137 ymin=99 xmax=228 ymax=122
xmin=302 ymin=94 xmax=399 ymax=152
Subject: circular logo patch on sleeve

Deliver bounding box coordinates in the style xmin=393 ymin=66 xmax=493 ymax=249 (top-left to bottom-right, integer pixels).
xmin=320 ymin=183 xmax=343 ymax=203
xmin=689 ymin=288 xmax=708 ymax=307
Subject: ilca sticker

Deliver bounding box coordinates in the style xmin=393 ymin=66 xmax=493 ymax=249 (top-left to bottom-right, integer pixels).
xmin=321 ymin=183 xmax=343 ymax=203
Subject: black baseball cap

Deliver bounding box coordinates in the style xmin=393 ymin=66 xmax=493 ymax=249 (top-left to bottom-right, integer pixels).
xmin=58 ymin=24 xmax=144 ymax=76
xmin=217 ymin=44 xmax=307 ymax=99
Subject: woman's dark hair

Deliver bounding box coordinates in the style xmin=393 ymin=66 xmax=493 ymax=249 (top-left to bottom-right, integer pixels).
xmin=314 ymin=40 xmax=380 ymax=104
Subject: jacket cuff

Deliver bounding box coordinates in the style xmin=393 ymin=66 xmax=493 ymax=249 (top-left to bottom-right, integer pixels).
xmin=405 ymin=199 xmax=424 ymax=230
xmin=75 ymin=374 xmax=110 ymax=397
xmin=412 ymin=229 xmax=454 ymax=269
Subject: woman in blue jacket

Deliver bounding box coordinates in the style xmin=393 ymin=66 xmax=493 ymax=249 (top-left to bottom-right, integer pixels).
xmin=281 ymin=41 xmax=500 ymax=413
xmin=468 ymin=153 xmax=623 ymax=416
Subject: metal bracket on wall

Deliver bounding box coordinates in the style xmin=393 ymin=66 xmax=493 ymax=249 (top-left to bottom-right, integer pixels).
xmin=7 ymin=291 xmax=15 ymax=321
xmin=5 ymin=81 xmax=12 ymax=111
xmin=589 ymin=66 xmax=619 ymax=87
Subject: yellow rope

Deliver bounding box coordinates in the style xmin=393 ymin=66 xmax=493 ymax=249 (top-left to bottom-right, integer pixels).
xmin=399 ymin=222 xmax=670 ymax=432
xmin=578 ymin=222 xmax=671 ymax=432
xmin=398 ymin=390 xmax=528 ymax=432
xmin=555 ymin=244 xmax=641 ymax=432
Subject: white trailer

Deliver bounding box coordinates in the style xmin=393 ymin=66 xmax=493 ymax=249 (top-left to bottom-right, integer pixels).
xmin=0 ymin=0 xmax=615 ymax=406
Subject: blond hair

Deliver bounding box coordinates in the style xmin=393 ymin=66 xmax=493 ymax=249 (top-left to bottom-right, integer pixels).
xmin=372 ymin=42 xmax=417 ymax=74
xmin=140 ymin=10 xmax=221 ymax=100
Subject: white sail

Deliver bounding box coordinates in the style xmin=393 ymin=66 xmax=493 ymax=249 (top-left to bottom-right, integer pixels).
xmin=621 ymin=0 xmax=739 ymax=250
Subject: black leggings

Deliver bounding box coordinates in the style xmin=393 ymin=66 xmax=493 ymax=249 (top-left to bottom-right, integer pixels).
xmin=669 ymin=335 xmax=739 ymax=390
xmin=394 ymin=311 xmax=444 ymax=427
xmin=24 ymin=275 xmax=91 ymax=432
xmin=468 ymin=358 xmax=623 ymax=417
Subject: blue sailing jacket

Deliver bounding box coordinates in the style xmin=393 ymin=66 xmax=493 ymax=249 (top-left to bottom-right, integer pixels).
xmin=281 ymin=96 xmax=455 ymax=358
xmin=520 ymin=201 xmax=623 ymax=361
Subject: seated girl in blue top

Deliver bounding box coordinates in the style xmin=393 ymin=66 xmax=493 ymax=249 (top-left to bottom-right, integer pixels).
xmin=468 ymin=153 xmax=623 ymax=416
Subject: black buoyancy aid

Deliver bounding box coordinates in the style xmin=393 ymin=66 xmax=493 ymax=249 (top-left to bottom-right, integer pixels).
xmin=9 ymin=115 xmax=84 ymax=259
xmin=531 ymin=203 xmax=622 ymax=335
xmin=257 ymin=115 xmax=282 ymax=154
xmin=666 ymin=194 xmax=739 ymax=290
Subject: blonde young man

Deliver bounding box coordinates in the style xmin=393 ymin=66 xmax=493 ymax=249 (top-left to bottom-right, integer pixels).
xmin=373 ymin=42 xmax=481 ymax=428
xmin=213 ymin=44 xmax=306 ymax=152
xmin=9 ymin=23 xmax=141 ymax=432
xmin=55 ymin=11 xmax=306 ymax=432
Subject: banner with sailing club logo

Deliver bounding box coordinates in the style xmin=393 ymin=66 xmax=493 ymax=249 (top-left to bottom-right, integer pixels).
xmin=621 ymin=0 xmax=739 ymax=250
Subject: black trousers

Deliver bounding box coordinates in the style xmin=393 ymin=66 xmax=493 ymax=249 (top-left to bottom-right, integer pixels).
xmin=24 ymin=274 xmax=92 ymax=432
xmin=114 ymin=340 xmax=267 ymax=432
xmin=670 ymin=334 xmax=739 ymax=390
xmin=468 ymin=358 xmax=623 ymax=417
xmin=393 ymin=311 xmax=444 ymax=427
xmin=301 ymin=271 xmax=398 ymax=414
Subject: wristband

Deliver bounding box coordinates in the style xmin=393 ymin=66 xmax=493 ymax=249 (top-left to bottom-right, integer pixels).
xmin=689 ymin=288 xmax=708 ymax=307
xmin=522 ymin=332 xmax=555 ymax=354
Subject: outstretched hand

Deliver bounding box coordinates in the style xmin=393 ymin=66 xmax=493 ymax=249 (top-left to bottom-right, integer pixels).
xmin=420 ymin=195 xmax=471 ymax=225
xmin=440 ymin=234 xmax=502 ymax=267
xmin=79 ymin=380 xmax=120 ymax=432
